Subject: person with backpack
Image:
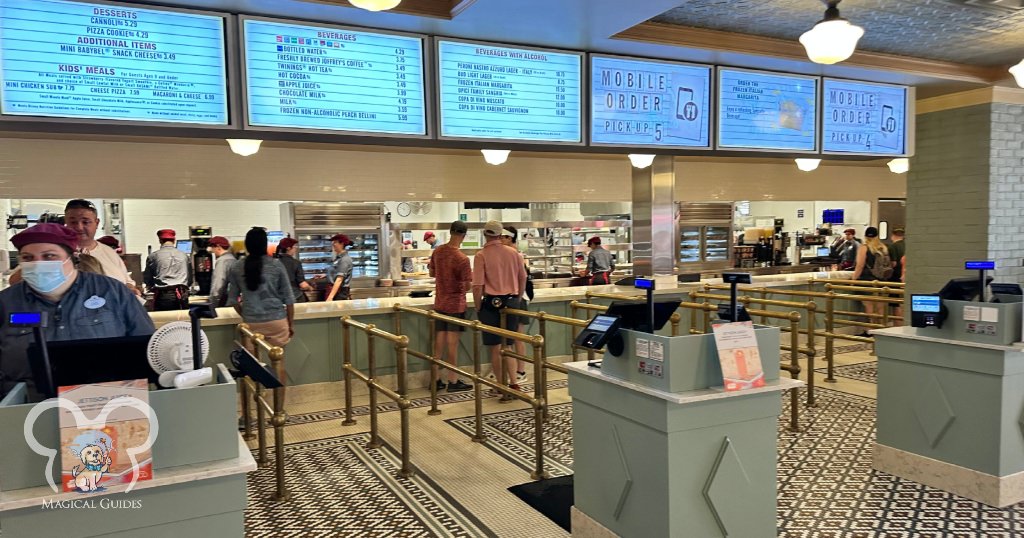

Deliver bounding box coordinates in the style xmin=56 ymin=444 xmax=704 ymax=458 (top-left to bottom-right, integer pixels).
xmin=852 ymin=226 xmax=894 ymax=325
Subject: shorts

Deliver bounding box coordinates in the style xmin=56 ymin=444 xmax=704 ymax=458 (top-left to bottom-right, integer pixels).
xmin=478 ymin=296 xmax=521 ymax=346
xmin=433 ymin=309 xmax=466 ymax=332
xmin=518 ymin=300 xmax=531 ymax=326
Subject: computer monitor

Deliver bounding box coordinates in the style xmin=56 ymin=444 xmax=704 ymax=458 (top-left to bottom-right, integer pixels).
xmin=816 ymin=246 xmax=832 ymax=257
xmin=938 ymin=276 xmax=993 ymax=302
xmin=176 ymin=240 xmax=192 ymax=254
xmin=716 ymin=304 xmax=752 ymax=322
xmin=28 ymin=335 xmax=156 ymax=400
xmin=605 ymin=300 xmax=681 ymax=333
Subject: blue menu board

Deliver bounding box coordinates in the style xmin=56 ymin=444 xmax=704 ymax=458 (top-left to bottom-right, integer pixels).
xmin=717 ymin=68 xmax=818 ymax=151
xmin=822 ymin=79 xmax=907 ymax=155
xmin=437 ymin=39 xmax=582 ymax=143
xmin=590 ymin=56 xmax=711 ymax=148
xmin=243 ymin=19 xmax=426 ymax=136
xmin=0 ymin=0 xmax=228 ymax=124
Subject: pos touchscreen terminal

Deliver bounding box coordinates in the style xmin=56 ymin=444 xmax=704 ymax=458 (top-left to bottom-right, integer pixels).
xmin=910 ymin=294 xmax=946 ymax=328
xmin=573 ymin=314 xmax=623 ymax=350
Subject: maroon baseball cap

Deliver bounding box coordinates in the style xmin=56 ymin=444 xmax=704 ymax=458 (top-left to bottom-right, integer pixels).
xmin=330 ymin=234 xmax=352 ymax=246
xmin=208 ymin=236 xmax=230 ymax=249
xmin=424 ymin=231 xmax=435 ymax=241
xmin=588 ymin=236 xmax=602 ymax=246
xmin=157 ymin=229 xmax=176 ymax=240
xmin=96 ymin=235 xmax=120 ymax=249
xmin=12 ymin=223 xmax=79 ymax=251
xmin=278 ymin=237 xmax=298 ymax=250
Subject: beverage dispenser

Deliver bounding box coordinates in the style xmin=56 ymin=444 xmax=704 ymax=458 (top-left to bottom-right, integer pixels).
xmin=189 ymin=226 xmax=213 ymax=296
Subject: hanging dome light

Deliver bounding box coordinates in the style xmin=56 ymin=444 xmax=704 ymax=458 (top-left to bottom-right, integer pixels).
xmin=799 ymin=1 xmax=864 ymax=65
xmin=1010 ymin=59 xmax=1024 ymax=88
xmin=795 ymin=158 xmax=821 ymax=172
xmin=628 ymin=154 xmax=656 ymax=169
xmin=349 ymin=0 xmax=402 ymax=11
xmin=225 ymin=139 xmax=262 ymax=156
xmin=887 ymin=158 xmax=909 ymax=174
xmin=481 ymin=149 xmax=510 ymax=165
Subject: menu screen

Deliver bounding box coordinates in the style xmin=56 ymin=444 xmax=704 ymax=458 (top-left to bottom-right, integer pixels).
xmin=717 ymin=68 xmax=818 ymax=151
xmin=822 ymin=79 xmax=907 ymax=155
xmin=590 ymin=56 xmax=711 ymax=148
xmin=437 ymin=39 xmax=582 ymax=143
xmin=0 ymin=0 xmax=228 ymax=124
xmin=243 ymin=19 xmax=426 ymax=135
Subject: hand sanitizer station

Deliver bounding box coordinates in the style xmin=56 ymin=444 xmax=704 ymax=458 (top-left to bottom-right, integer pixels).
xmin=566 ymin=276 xmax=802 ymax=538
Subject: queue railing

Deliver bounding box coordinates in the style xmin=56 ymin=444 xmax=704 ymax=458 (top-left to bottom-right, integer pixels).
xmin=340 ymin=316 xmax=414 ymax=478
xmin=237 ymin=323 xmax=290 ymax=502
xmin=393 ymin=305 xmax=550 ymax=480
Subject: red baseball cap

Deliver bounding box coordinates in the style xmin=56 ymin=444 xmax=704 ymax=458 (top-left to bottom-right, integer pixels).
xmin=843 ymin=228 xmax=856 ymax=235
xmin=424 ymin=231 xmax=435 ymax=241
xmin=96 ymin=235 xmax=120 ymax=249
xmin=587 ymin=236 xmax=602 ymax=246
xmin=330 ymin=234 xmax=352 ymax=246
xmin=12 ymin=223 xmax=79 ymax=251
xmin=157 ymin=229 xmax=176 ymax=240
xmin=278 ymin=237 xmax=298 ymax=250
xmin=208 ymin=236 xmax=230 ymax=249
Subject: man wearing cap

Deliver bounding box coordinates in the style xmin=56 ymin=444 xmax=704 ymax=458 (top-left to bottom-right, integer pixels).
xmin=424 ymin=232 xmax=438 ymax=250
xmin=62 ymin=200 xmax=136 ymax=292
xmin=584 ymin=236 xmax=616 ymax=285
xmin=473 ymin=220 xmax=527 ymax=391
xmin=207 ymin=236 xmax=236 ymax=307
xmin=276 ymin=237 xmax=312 ymax=302
xmin=0 ymin=224 xmax=155 ymax=401
xmin=144 ymin=229 xmax=193 ymax=311
xmin=832 ymin=228 xmax=860 ymax=271
xmin=428 ymin=221 xmax=472 ymax=392
xmin=325 ymin=234 xmax=353 ymax=301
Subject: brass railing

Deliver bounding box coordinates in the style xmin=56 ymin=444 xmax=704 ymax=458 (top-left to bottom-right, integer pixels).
xmin=237 ymin=323 xmax=289 ymax=502
xmin=394 ymin=305 xmax=550 ymax=480
xmin=340 ymin=316 xmax=414 ymax=478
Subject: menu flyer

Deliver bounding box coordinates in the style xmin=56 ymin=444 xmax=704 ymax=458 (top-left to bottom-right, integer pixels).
xmin=711 ymin=321 xmax=765 ymax=391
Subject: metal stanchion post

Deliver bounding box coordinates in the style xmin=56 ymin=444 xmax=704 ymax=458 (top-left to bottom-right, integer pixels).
xmin=366 ymin=329 xmax=382 ymax=449
xmin=342 ymin=319 xmax=356 ymax=426
xmin=472 ymin=322 xmax=485 ymax=443
xmin=788 ymin=316 xmax=800 ymax=433
xmin=256 ymin=382 xmax=267 ymax=466
xmin=427 ymin=317 xmax=441 ymax=416
xmin=270 ymin=346 xmax=290 ymax=501
xmin=396 ymin=337 xmax=413 ymax=478
xmin=806 ymin=303 xmax=817 ymax=407
xmin=240 ymin=376 xmax=254 ymax=441
xmin=825 ymin=293 xmax=836 ymax=383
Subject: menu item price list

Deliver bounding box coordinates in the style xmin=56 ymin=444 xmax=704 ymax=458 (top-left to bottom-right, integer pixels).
xmin=243 ymin=19 xmax=426 ymax=135
xmin=0 ymin=0 xmax=228 ymax=124
xmin=591 ymin=56 xmax=711 ymax=148
xmin=823 ymin=79 xmax=906 ymax=155
xmin=438 ymin=40 xmax=582 ymax=143
xmin=717 ymin=69 xmax=818 ymax=151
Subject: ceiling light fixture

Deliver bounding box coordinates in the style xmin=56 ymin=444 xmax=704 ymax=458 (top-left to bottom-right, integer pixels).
xmin=628 ymin=154 xmax=656 ymax=168
xmin=799 ymin=0 xmax=865 ymax=65
xmin=887 ymin=158 xmax=909 ymax=174
xmin=225 ymin=139 xmax=262 ymax=156
xmin=349 ymin=0 xmax=401 ymax=11
xmin=1011 ymin=59 xmax=1024 ymax=87
xmin=481 ymin=149 xmax=510 ymax=165
xmin=795 ymin=158 xmax=821 ymax=172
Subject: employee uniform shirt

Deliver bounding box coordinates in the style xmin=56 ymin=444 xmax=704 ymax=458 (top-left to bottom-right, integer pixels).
xmin=586 ymin=247 xmax=615 ymax=274
xmin=144 ymin=245 xmax=192 ymax=289
xmin=430 ymin=244 xmax=471 ymax=313
xmin=277 ymin=254 xmax=309 ymax=302
xmin=472 ymin=241 xmax=526 ymax=297
xmin=82 ymin=242 xmax=131 ymax=285
xmin=225 ymin=256 xmax=295 ymax=323
xmin=327 ymin=252 xmax=353 ymax=288
xmin=209 ymin=252 xmax=237 ymax=305
xmin=0 ymin=272 xmax=155 ymax=399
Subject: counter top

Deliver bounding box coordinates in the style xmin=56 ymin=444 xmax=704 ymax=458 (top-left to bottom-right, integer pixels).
xmin=565 ymin=361 xmax=803 ymax=404
xmin=871 ymin=326 xmax=1024 ymax=353
xmin=0 ymin=434 xmax=256 ymax=512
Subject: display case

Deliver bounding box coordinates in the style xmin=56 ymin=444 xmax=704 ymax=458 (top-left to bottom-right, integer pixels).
xmin=677 ymin=202 xmax=734 ymax=271
xmin=281 ymin=203 xmax=388 ymax=288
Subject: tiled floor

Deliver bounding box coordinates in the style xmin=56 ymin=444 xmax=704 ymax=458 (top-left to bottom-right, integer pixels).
xmin=245 ymin=345 xmax=1024 ymax=537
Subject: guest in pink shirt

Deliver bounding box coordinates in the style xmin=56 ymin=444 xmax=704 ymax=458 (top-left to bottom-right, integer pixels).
xmin=473 ymin=220 xmax=527 ymax=390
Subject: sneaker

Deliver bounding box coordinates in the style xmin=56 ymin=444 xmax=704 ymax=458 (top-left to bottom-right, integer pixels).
xmin=509 ymin=383 xmax=522 ymax=392
xmin=486 ymin=373 xmax=496 ymax=382
xmin=435 ymin=379 xmax=446 ymax=392
xmin=447 ymin=380 xmax=472 ymax=393
xmin=516 ymin=371 xmax=528 ymax=384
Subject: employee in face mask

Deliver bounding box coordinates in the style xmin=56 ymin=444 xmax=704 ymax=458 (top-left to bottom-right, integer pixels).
xmin=0 ymin=224 xmax=155 ymax=400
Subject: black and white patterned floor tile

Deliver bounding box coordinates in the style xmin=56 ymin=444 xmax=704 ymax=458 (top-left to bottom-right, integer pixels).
xmin=814 ymin=361 xmax=878 ymax=384
xmin=453 ymin=388 xmax=1024 ymax=537
xmin=245 ymin=433 xmax=495 ymax=538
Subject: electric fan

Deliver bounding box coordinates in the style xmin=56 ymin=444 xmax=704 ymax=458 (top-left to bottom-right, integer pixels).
xmin=147 ymin=321 xmax=212 ymax=388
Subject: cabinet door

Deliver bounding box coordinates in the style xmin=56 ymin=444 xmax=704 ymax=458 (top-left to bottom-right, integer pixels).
xmin=703 ymin=226 xmax=730 ymax=262
xmin=680 ymin=226 xmax=702 ymax=263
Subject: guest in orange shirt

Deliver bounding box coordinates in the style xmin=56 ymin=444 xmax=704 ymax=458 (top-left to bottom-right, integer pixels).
xmin=428 ymin=221 xmax=473 ymax=393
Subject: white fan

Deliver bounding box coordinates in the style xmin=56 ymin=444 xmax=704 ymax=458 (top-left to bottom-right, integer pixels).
xmin=409 ymin=201 xmax=433 ymax=215
xmin=147 ymin=322 xmax=212 ymax=389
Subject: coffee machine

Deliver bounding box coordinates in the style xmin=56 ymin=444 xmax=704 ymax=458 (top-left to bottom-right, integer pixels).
xmin=189 ymin=226 xmax=214 ymax=296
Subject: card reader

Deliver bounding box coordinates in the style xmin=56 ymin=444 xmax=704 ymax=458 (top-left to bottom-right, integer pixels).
xmin=574 ymin=314 xmax=623 ymax=350
xmin=910 ymin=294 xmax=946 ymax=328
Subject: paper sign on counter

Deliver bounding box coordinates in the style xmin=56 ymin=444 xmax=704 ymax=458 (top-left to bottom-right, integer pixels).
xmin=711 ymin=321 xmax=765 ymax=391
xmin=635 ymin=338 xmax=650 ymax=359
xmin=650 ymin=341 xmax=664 ymax=362
xmin=981 ymin=307 xmax=1000 ymax=323
xmin=963 ymin=306 xmax=981 ymax=322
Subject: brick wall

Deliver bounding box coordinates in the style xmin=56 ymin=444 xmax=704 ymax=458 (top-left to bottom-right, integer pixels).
xmin=986 ymin=102 xmax=1024 ymax=285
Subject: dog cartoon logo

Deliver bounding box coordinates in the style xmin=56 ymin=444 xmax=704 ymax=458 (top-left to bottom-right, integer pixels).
xmin=23 ymin=396 xmax=158 ymax=494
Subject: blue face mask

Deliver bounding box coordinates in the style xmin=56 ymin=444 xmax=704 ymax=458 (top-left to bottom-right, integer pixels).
xmin=21 ymin=259 xmax=70 ymax=293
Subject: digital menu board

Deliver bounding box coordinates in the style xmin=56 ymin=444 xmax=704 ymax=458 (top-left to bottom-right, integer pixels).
xmin=717 ymin=68 xmax=818 ymax=151
xmin=242 ymin=18 xmax=426 ymax=136
xmin=590 ymin=55 xmax=711 ymax=148
xmin=0 ymin=0 xmax=228 ymax=124
xmin=437 ymin=39 xmax=582 ymax=143
xmin=822 ymin=79 xmax=907 ymax=155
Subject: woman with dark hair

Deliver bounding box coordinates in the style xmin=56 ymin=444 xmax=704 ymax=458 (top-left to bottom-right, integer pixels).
xmin=226 ymin=228 xmax=295 ymax=349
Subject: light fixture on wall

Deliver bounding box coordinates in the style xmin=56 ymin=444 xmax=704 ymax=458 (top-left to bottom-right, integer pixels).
xmin=887 ymin=158 xmax=909 ymax=174
xmin=349 ymin=0 xmax=401 ymax=11
xmin=628 ymin=154 xmax=656 ymax=168
xmin=799 ymin=0 xmax=864 ymax=65
xmin=1011 ymin=59 xmax=1024 ymax=87
xmin=795 ymin=158 xmax=821 ymax=172
xmin=225 ymin=139 xmax=263 ymax=156
xmin=481 ymin=149 xmax=510 ymax=165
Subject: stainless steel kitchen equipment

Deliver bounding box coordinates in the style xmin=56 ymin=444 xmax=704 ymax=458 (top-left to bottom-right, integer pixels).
xmin=677 ymin=202 xmax=734 ymax=271
xmin=281 ymin=203 xmax=389 ymax=289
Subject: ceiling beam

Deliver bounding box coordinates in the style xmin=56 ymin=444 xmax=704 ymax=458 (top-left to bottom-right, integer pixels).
xmin=615 ymin=22 xmax=1008 ymax=84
